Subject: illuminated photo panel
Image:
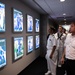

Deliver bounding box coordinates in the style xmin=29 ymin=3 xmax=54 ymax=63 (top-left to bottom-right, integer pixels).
xmin=0 ymin=39 xmax=6 ymax=68
xmin=27 ymin=36 xmax=33 ymax=53
xmin=35 ymin=19 xmax=39 ymax=32
xmin=27 ymin=15 xmax=33 ymax=32
xmin=0 ymin=2 xmax=5 ymax=32
xmin=14 ymin=37 xmax=24 ymax=60
xmin=35 ymin=35 xmax=40 ymax=48
xmin=13 ymin=9 xmax=23 ymax=32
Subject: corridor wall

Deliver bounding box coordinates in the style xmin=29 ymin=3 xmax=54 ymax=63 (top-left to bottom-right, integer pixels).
xmin=0 ymin=0 xmax=40 ymax=75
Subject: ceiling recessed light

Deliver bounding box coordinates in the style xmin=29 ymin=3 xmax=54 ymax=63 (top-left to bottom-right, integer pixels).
xmin=60 ymin=0 xmax=65 ymax=2
xmin=64 ymin=19 xmax=66 ymax=21
xmin=63 ymin=13 xmax=66 ymax=15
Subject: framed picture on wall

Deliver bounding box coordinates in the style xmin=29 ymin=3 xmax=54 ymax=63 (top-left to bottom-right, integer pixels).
xmin=35 ymin=35 xmax=40 ymax=49
xmin=0 ymin=2 xmax=5 ymax=32
xmin=27 ymin=15 xmax=33 ymax=32
xmin=26 ymin=36 xmax=33 ymax=54
xmin=13 ymin=37 xmax=24 ymax=60
xmin=0 ymin=38 xmax=6 ymax=68
xmin=35 ymin=19 xmax=39 ymax=32
xmin=13 ymin=9 xmax=23 ymax=32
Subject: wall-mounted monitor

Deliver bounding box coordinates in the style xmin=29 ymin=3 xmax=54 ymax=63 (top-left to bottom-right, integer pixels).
xmin=35 ymin=35 xmax=40 ymax=48
xmin=27 ymin=36 xmax=33 ymax=53
xmin=0 ymin=39 xmax=6 ymax=68
xmin=14 ymin=37 xmax=24 ymax=60
xmin=0 ymin=2 xmax=5 ymax=32
xmin=27 ymin=15 xmax=33 ymax=32
xmin=13 ymin=9 xmax=23 ymax=32
xmin=35 ymin=19 xmax=39 ymax=32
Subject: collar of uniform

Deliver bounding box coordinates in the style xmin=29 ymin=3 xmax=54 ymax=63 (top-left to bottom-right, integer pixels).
xmin=50 ymin=34 xmax=54 ymax=36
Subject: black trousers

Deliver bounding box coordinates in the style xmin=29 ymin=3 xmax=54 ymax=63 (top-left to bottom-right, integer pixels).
xmin=56 ymin=64 xmax=65 ymax=75
xmin=65 ymin=58 xmax=75 ymax=75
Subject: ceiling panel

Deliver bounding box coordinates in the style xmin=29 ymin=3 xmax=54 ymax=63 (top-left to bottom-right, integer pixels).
xmin=19 ymin=0 xmax=46 ymax=14
xmin=19 ymin=0 xmax=75 ymax=24
xmin=35 ymin=0 xmax=53 ymax=14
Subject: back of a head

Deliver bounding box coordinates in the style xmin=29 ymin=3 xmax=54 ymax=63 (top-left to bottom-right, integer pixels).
xmin=49 ymin=26 xmax=55 ymax=33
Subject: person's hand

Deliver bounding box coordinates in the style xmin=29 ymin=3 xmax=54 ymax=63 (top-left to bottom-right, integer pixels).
xmin=61 ymin=57 xmax=65 ymax=64
xmin=50 ymin=54 xmax=53 ymax=59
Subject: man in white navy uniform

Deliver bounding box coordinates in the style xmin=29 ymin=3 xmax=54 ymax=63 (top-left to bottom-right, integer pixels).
xmin=54 ymin=25 xmax=66 ymax=67
xmin=45 ymin=27 xmax=57 ymax=75
xmin=61 ymin=22 xmax=75 ymax=75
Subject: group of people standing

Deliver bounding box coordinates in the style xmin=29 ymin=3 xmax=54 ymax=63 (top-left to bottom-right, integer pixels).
xmin=45 ymin=22 xmax=75 ymax=75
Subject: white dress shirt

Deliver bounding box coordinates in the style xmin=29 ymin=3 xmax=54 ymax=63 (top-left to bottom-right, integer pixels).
xmin=65 ymin=33 xmax=75 ymax=60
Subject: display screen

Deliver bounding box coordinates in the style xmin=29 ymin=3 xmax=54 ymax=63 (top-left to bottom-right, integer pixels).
xmin=27 ymin=15 xmax=33 ymax=32
xmin=0 ymin=2 xmax=5 ymax=32
xmin=13 ymin=9 xmax=23 ymax=32
xmin=14 ymin=37 xmax=24 ymax=60
xmin=35 ymin=19 xmax=39 ymax=32
xmin=35 ymin=35 xmax=40 ymax=48
xmin=27 ymin=36 xmax=33 ymax=53
xmin=0 ymin=39 xmax=6 ymax=68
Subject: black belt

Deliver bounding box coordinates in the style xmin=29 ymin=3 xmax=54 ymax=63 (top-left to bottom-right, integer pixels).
xmin=66 ymin=58 xmax=75 ymax=61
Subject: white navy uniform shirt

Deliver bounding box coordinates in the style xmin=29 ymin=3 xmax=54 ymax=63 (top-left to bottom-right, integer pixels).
xmin=54 ymin=33 xmax=66 ymax=49
xmin=65 ymin=33 xmax=75 ymax=60
xmin=47 ymin=34 xmax=56 ymax=50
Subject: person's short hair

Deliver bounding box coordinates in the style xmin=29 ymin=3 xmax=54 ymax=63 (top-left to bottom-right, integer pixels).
xmin=71 ymin=22 xmax=75 ymax=25
xmin=49 ymin=26 xmax=55 ymax=31
xmin=59 ymin=25 xmax=63 ymax=28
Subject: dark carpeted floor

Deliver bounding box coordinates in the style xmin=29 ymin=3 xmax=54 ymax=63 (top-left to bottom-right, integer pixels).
xmin=18 ymin=56 xmax=65 ymax=75
xmin=18 ymin=56 xmax=48 ymax=75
